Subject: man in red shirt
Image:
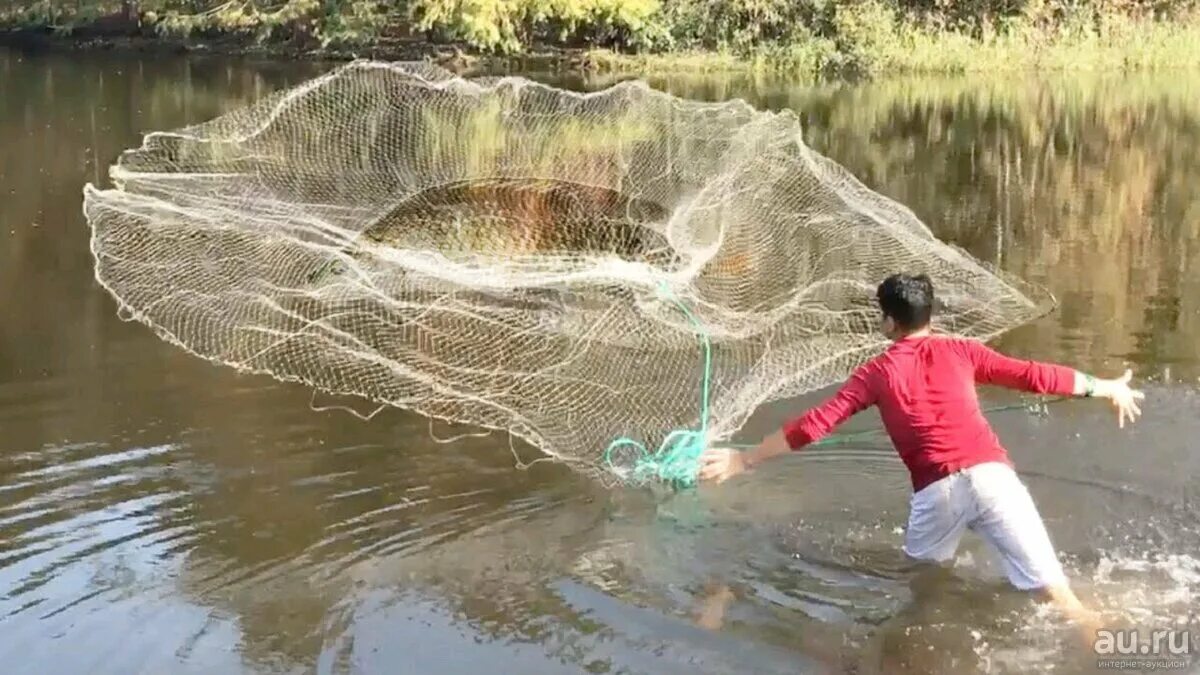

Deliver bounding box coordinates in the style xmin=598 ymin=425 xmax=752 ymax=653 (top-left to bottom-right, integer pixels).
xmin=698 ymin=273 xmax=1144 ymax=623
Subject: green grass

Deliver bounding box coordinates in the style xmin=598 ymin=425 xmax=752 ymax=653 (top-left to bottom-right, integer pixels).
xmin=581 ymin=11 xmax=1200 ymax=77
xmin=2 ymin=0 xmax=1200 ymax=77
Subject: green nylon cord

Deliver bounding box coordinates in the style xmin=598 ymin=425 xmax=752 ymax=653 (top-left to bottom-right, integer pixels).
xmin=603 ymin=282 xmax=714 ymax=490
xmin=602 ymin=282 xmax=1070 ymax=489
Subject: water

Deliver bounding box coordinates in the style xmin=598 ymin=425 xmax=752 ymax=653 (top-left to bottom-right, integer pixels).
xmin=1 ymin=50 xmax=1198 ymax=674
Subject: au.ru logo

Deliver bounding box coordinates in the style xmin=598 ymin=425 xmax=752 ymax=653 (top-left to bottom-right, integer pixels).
xmin=1094 ymin=629 xmax=1193 ymax=671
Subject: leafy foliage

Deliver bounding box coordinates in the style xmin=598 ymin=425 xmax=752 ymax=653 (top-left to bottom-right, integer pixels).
xmin=1 ymin=0 xmax=1197 ymax=70
xmin=409 ymin=0 xmax=660 ymax=52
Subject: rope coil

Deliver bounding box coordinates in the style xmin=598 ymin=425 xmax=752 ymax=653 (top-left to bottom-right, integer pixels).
xmin=603 ymin=282 xmax=713 ymax=489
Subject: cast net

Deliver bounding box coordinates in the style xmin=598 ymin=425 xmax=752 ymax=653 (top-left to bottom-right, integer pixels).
xmin=82 ymin=61 xmax=1054 ymax=486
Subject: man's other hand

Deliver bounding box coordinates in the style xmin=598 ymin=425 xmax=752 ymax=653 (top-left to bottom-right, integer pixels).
xmin=698 ymin=447 xmax=748 ymax=484
xmin=1097 ymin=369 xmax=1145 ymax=429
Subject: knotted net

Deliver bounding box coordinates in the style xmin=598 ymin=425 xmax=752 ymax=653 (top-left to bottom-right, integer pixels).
xmin=82 ymin=61 xmax=1054 ymax=486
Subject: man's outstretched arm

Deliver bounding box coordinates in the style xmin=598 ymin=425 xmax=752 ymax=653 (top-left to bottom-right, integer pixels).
xmin=699 ymin=369 xmax=874 ymax=483
xmin=966 ymin=340 xmax=1145 ymax=428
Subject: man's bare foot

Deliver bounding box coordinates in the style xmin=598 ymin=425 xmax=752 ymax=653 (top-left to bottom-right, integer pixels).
xmin=1039 ymin=583 xmax=1104 ymax=646
xmin=695 ymin=584 xmax=735 ymax=630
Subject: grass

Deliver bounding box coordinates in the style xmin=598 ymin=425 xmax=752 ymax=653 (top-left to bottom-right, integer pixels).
xmin=580 ymin=12 xmax=1200 ymax=77
xmin=2 ymin=0 xmax=1200 ymax=78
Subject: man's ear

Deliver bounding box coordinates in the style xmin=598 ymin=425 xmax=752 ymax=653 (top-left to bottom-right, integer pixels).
xmin=881 ymin=315 xmax=896 ymax=337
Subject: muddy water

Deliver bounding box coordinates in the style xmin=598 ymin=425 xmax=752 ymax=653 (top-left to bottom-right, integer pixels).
xmin=1 ymin=51 xmax=1197 ymax=674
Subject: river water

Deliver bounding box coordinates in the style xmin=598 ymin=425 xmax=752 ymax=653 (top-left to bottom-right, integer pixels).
xmin=1 ymin=50 xmax=1197 ymax=674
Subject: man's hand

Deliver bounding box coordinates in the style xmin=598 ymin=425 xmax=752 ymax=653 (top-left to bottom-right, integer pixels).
xmin=698 ymin=430 xmax=792 ymax=484
xmin=697 ymin=447 xmax=749 ymax=484
xmin=1094 ymin=369 xmax=1145 ymax=429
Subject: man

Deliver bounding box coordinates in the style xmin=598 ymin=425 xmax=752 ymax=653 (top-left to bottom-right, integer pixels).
xmin=698 ymin=273 xmax=1144 ymax=623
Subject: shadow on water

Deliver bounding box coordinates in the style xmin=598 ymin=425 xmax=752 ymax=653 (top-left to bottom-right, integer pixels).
xmin=0 ymin=49 xmax=1198 ymax=673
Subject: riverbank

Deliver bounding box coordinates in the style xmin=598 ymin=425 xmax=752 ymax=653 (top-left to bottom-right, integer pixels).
xmin=3 ymin=4 xmax=1200 ymax=78
xmin=0 ymin=26 xmax=501 ymax=71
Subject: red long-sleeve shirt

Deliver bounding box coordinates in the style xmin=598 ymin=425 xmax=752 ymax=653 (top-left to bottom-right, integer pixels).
xmin=781 ymin=334 xmax=1077 ymax=493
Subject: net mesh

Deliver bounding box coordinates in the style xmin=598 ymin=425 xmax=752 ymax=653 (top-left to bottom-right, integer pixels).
xmin=82 ymin=61 xmax=1054 ymax=485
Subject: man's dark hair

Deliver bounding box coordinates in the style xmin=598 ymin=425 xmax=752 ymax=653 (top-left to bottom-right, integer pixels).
xmin=876 ymin=273 xmax=935 ymax=331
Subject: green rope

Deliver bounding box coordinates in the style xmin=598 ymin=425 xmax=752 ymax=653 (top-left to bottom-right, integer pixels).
xmin=603 ymin=282 xmax=713 ymax=490
xmin=602 ymin=282 xmax=1071 ymax=489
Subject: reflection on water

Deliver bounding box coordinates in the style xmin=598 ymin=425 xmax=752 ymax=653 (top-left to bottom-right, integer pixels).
xmin=1 ymin=50 xmax=1198 ymax=673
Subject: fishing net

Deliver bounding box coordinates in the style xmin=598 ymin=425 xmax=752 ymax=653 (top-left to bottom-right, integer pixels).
xmin=82 ymin=60 xmax=1054 ymax=487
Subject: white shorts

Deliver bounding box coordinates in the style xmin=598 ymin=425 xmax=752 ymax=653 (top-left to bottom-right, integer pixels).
xmin=902 ymin=461 xmax=1068 ymax=591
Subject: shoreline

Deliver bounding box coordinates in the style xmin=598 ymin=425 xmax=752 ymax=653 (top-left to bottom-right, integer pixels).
xmin=0 ymin=26 xmax=616 ymax=76
xmin=4 ymin=16 xmax=1200 ymax=78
